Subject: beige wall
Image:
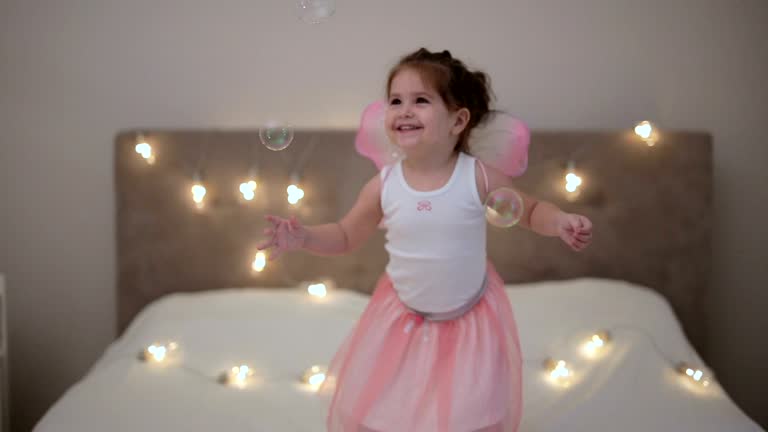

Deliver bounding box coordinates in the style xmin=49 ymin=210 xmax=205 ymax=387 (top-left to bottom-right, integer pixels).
xmin=1 ymin=0 xmax=766 ymax=430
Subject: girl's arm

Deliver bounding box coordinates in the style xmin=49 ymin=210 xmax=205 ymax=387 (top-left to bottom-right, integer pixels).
xmin=257 ymin=174 xmax=383 ymax=258
xmin=304 ymin=174 xmax=383 ymax=255
xmin=475 ymin=160 xmax=593 ymax=251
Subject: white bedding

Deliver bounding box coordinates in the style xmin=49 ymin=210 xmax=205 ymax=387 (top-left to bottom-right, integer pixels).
xmin=34 ymin=278 xmax=763 ymax=431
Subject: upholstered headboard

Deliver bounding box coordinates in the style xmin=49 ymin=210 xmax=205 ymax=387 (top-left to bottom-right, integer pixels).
xmin=115 ymin=129 xmax=712 ymax=355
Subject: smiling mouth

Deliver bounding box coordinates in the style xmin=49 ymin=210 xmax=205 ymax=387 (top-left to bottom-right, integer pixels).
xmin=396 ymin=125 xmax=423 ymax=131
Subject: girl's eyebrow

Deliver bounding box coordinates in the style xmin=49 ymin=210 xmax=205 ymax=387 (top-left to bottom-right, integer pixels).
xmin=389 ymin=91 xmax=434 ymax=98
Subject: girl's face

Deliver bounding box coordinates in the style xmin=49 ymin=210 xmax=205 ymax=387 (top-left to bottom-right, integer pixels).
xmin=385 ymin=68 xmax=467 ymax=158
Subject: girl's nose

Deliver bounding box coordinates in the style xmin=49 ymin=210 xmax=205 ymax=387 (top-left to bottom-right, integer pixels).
xmin=400 ymin=104 xmax=414 ymax=118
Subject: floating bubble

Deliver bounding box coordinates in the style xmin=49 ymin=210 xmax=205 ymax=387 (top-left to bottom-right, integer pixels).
xmin=485 ymin=187 xmax=524 ymax=228
xmin=296 ymin=0 xmax=336 ymax=24
xmin=259 ymin=123 xmax=294 ymax=151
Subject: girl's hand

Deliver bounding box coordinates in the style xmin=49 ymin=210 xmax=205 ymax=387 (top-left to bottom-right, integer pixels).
xmin=556 ymin=213 xmax=593 ymax=252
xmin=255 ymin=215 xmax=308 ymax=260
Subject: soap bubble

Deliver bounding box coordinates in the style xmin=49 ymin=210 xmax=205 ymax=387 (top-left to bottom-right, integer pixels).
xmin=485 ymin=187 xmax=524 ymax=228
xmin=296 ymin=0 xmax=336 ymax=24
xmin=259 ymin=123 xmax=294 ymax=151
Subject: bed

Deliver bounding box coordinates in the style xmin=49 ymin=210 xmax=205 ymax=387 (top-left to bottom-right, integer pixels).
xmin=33 ymin=129 xmax=764 ymax=431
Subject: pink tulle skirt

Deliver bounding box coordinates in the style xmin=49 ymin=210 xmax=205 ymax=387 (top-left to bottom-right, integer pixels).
xmin=319 ymin=262 xmax=522 ymax=432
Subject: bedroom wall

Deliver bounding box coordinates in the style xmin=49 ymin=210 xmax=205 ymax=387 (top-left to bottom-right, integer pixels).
xmin=1 ymin=0 xmax=765 ymax=430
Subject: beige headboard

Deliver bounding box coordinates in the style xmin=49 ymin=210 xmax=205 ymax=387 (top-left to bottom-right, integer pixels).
xmin=115 ymin=129 xmax=712 ymax=355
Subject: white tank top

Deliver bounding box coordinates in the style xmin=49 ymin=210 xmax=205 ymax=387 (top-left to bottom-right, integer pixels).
xmin=380 ymin=152 xmax=487 ymax=313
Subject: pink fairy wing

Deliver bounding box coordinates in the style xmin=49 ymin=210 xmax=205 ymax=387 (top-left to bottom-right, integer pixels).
xmin=354 ymin=100 xmax=404 ymax=170
xmin=468 ymin=112 xmax=530 ymax=177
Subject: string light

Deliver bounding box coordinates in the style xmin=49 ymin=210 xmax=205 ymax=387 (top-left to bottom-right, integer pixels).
xmin=677 ymin=362 xmax=713 ymax=387
xmin=287 ymin=173 xmax=305 ymax=205
xmin=239 ymin=180 xmax=257 ymax=201
xmin=634 ymin=121 xmax=658 ymax=146
xmin=564 ymin=161 xmax=583 ymax=200
xmin=134 ymin=133 xmax=155 ymax=165
xmin=138 ymin=342 xmax=178 ymax=363
xmin=581 ymin=330 xmax=611 ymax=358
xmin=287 ymin=185 xmax=305 ymax=205
xmin=303 ymin=279 xmax=336 ymax=299
xmin=129 ymin=255 xmax=714 ymax=397
xmin=239 ymin=165 xmax=259 ymax=202
xmin=307 ymin=283 xmax=327 ymax=298
xmin=190 ymin=172 xmax=207 ymax=209
xmin=537 ymin=326 xmax=716 ymax=394
xmin=301 ymin=365 xmax=327 ymax=391
xmin=543 ymin=358 xmax=573 ymax=386
xmin=131 ymin=326 xmax=716 ymax=397
xmin=218 ymin=365 xmax=255 ymax=388
xmin=191 ymin=183 xmax=207 ymax=209
xmin=252 ymin=251 xmax=267 ymax=272
xmin=284 ymin=138 xmax=315 ymax=206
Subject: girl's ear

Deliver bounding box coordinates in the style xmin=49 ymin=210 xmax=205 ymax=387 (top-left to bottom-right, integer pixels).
xmin=451 ymin=108 xmax=471 ymax=136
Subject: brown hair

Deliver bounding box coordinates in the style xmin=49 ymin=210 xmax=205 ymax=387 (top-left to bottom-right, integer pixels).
xmin=386 ymin=48 xmax=495 ymax=152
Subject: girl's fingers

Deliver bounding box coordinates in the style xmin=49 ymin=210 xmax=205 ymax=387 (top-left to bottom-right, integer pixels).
xmin=573 ymin=238 xmax=590 ymax=251
xmin=265 ymin=215 xmax=284 ymax=227
xmin=569 ymin=217 xmax=582 ymax=232
xmin=255 ymin=238 xmax=273 ymax=250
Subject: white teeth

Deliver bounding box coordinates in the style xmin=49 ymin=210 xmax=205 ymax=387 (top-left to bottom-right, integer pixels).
xmin=397 ymin=125 xmax=420 ymax=131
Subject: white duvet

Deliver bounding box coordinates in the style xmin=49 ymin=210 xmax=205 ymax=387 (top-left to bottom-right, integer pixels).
xmin=34 ymin=278 xmax=763 ymax=431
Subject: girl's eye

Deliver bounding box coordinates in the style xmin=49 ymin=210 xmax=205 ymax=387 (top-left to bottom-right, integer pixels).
xmin=389 ymin=98 xmax=401 ymax=105
xmin=416 ymin=97 xmax=429 ymax=103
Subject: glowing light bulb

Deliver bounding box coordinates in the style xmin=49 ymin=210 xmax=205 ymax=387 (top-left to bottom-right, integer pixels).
xmin=239 ymin=180 xmax=257 ymax=201
xmin=634 ymin=121 xmax=653 ymax=139
xmin=677 ymin=362 xmax=714 ymax=388
xmin=582 ymin=331 xmax=611 ymax=357
xmin=634 ymin=121 xmax=658 ymax=146
xmin=149 ymin=345 xmax=166 ymax=361
xmin=549 ymin=360 xmax=570 ymax=379
xmin=287 ymin=184 xmax=305 ymax=205
xmin=307 ymin=283 xmax=327 ymax=298
xmin=191 ymin=183 xmax=207 ymax=209
xmin=565 ymin=173 xmax=581 ymax=184
xmin=543 ymin=358 xmax=572 ymax=386
xmin=565 ymin=174 xmax=582 ymax=192
xmin=135 ymin=136 xmax=155 ymax=164
xmin=252 ymin=251 xmax=267 ymax=272
xmin=139 ymin=342 xmax=178 ymax=363
xmin=218 ymin=364 xmax=255 ymax=388
xmin=564 ymin=162 xmax=583 ymax=198
xmin=301 ymin=365 xmax=327 ymax=390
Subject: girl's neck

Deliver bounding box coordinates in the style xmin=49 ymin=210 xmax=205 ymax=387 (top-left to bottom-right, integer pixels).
xmin=403 ymin=150 xmax=458 ymax=173
xmin=400 ymin=151 xmax=460 ymax=192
